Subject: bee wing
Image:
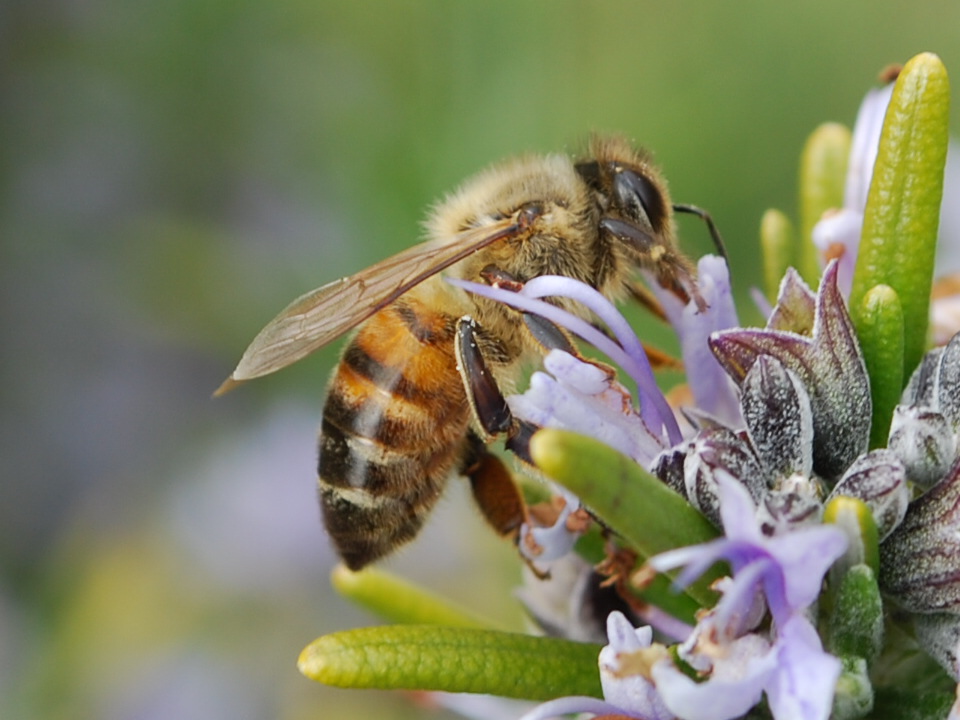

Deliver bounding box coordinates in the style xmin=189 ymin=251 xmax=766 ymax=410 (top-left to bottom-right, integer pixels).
xmin=215 ymin=215 xmax=521 ymax=394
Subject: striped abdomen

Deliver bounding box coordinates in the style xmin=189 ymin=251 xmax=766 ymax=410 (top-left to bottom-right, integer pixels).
xmin=318 ymin=294 xmax=473 ymax=570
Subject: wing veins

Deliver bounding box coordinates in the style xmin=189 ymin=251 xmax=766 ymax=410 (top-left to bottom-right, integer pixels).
xmin=221 ymin=217 xmax=520 ymax=388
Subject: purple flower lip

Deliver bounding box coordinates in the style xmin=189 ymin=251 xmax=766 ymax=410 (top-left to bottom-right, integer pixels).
xmin=651 ymin=472 xmax=848 ymax=625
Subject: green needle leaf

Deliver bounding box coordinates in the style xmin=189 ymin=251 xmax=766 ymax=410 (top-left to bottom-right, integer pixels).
xmin=330 ymin=564 xmax=503 ymax=629
xmin=827 ymin=564 xmax=884 ymax=664
xmin=850 ymin=52 xmax=950 ymax=379
xmin=298 ymin=625 xmax=603 ymax=700
xmin=799 ymin=122 xmax=851 ymax=286
xmin=530 ymin=428 xmax=720 ymax=613
xmin=857 ymin=284 xmax=905 ymax=448
xmin=760 ymin=208 xmax=796 ymax=303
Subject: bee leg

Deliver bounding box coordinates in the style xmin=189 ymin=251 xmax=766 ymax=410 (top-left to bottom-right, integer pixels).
xmin=599 ymin=217 xmax=707 ymax=312
xmin=626 ymin=279 xmax=669 ymax=322
xmin=462 ymin=433 xmax=550 ymax=581
xmin=519 ymin=301 xmax=621 ymax=384
xmin=672 ymin=203 xmax=729 ymax=265
xmin=455 ymin=315 xmax=513 ymax=439
xmin=462 ymin=433 xmax=527 ymax=541
xmin=455 ymin=314 xmax=539 ymax=463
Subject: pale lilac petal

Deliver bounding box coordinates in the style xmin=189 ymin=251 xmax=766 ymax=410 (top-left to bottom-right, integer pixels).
xmin=715 ymin=471 xmax=764 ymax=545
xmin=767 ymin=527 xmax=848 ymax=612
xmin=521 ymin=276 xmax=650 ymax=385
xmin=651 ymin=636 xmax=776 ymax=720
xmin=605 ymin=610 xmax=653 ymax=651
xmin=542 ymin=349 xmax=612 ymax=394
xmin=519 ymin=485 xmax=582 ymax=563
xmin=448 ymin=278 xmax=639 ymax=379
xmin=634 ymin=605 xmax=696 ymax=643
xmin=936 ymin=140 xmax=960 ymax=276
xmin=449 ymin=276 xmax=680 ymax=444
xmin=600 ymin=673 xmax=673 ymax=720
xmin=711 ymin=560 xmax=769 ymax=639
xmin=508 ymin=352 xmax=665 ymax=465
xmin=515 ymin=696 xmax=634 ymax=720
xmin=845 ymin=84 xmax=894 ymax=211
xmin=597 ymin=612 xmax=674 ymax=720
xmin=811 ymin=209 xmax=862 ymax=297
xmin=653 ymin=255 xmax=743 ymax=427
xmin=765 ymin=615 xmax=842 ymax=720
xmin=524 ymin=276 xmax=682 ymax=445
xmin=648 ymin=539 xmax=732 ymax=590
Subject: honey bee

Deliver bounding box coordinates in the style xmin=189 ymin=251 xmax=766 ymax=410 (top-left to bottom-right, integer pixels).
xmin=217 ymin=135 xmax=723 ymax=570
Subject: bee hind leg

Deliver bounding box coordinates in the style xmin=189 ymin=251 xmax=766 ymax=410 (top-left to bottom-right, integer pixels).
xmin=461 ymin=434 xmax=527 ymax=541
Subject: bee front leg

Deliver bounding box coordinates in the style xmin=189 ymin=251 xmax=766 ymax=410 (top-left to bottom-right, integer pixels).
xmin=478 ymin=264 xmax=613 ymax=368
xmin=600 ymin=216 xmax=707 ymax=312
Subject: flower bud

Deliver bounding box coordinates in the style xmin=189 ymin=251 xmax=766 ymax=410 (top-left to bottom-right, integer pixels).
xmin=887 ymin=405 xmax=955 ymax=487
xmin=901 ymin=346 xmax=942 ymax=407
xmin=758 ymin=482 xmax=822 ymax=536
xmin=827 ymin=449 xmax=909 ymax=540
xmin=935 ymin=332 xmax=960 ymax=429
xmin=741 ymin=355 xmax=814 ymax=480
xmin=683 ymin=428 xmax=766 ymax=527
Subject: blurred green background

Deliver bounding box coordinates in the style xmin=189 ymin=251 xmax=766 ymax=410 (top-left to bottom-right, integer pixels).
xmin=3 ymin=2 xmax=959 ymax=718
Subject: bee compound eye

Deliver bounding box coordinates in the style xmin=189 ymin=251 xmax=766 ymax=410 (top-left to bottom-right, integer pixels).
xmin=611 ymin=165 xmax=665 ymax=232
xmin=573 ymin=159 xmax=603 ymax=190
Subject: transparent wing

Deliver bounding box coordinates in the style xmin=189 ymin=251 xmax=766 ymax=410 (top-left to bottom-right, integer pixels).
xmin=215 ymin=215 xmax=521 ymax=394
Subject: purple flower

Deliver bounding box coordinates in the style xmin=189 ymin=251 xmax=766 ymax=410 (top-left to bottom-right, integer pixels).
xmin=508 ymin=349 xmax=666 ymax=467
xmin=812 ymin=83 xmax=893 ymax=296
xmin=449 ymin=274 xmax=681 ymax=444
xmin=516 ymin=612 xmax=673 ymax=720
xmin=650 ymin=255 xmax=743 ymax=428
xmin=599 ymin=612 xmax=674 ymax=720
xmin=763 ymin=615 xmax=844 ymax=720
xmin=650 ymin=473 xmax=847 ymax=626
xmin=647 ymin=475 xmax=845 ymax=720
xmin=518 ymin=484 xmax=583 ymax=564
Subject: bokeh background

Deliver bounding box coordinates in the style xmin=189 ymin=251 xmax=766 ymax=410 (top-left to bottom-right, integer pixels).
xmin=4 ymin=2 xmax=960 ymax=718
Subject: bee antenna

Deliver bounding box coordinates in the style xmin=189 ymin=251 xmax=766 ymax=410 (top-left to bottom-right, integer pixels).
xmin=672 ymin=203 xmax=729 ymax=266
